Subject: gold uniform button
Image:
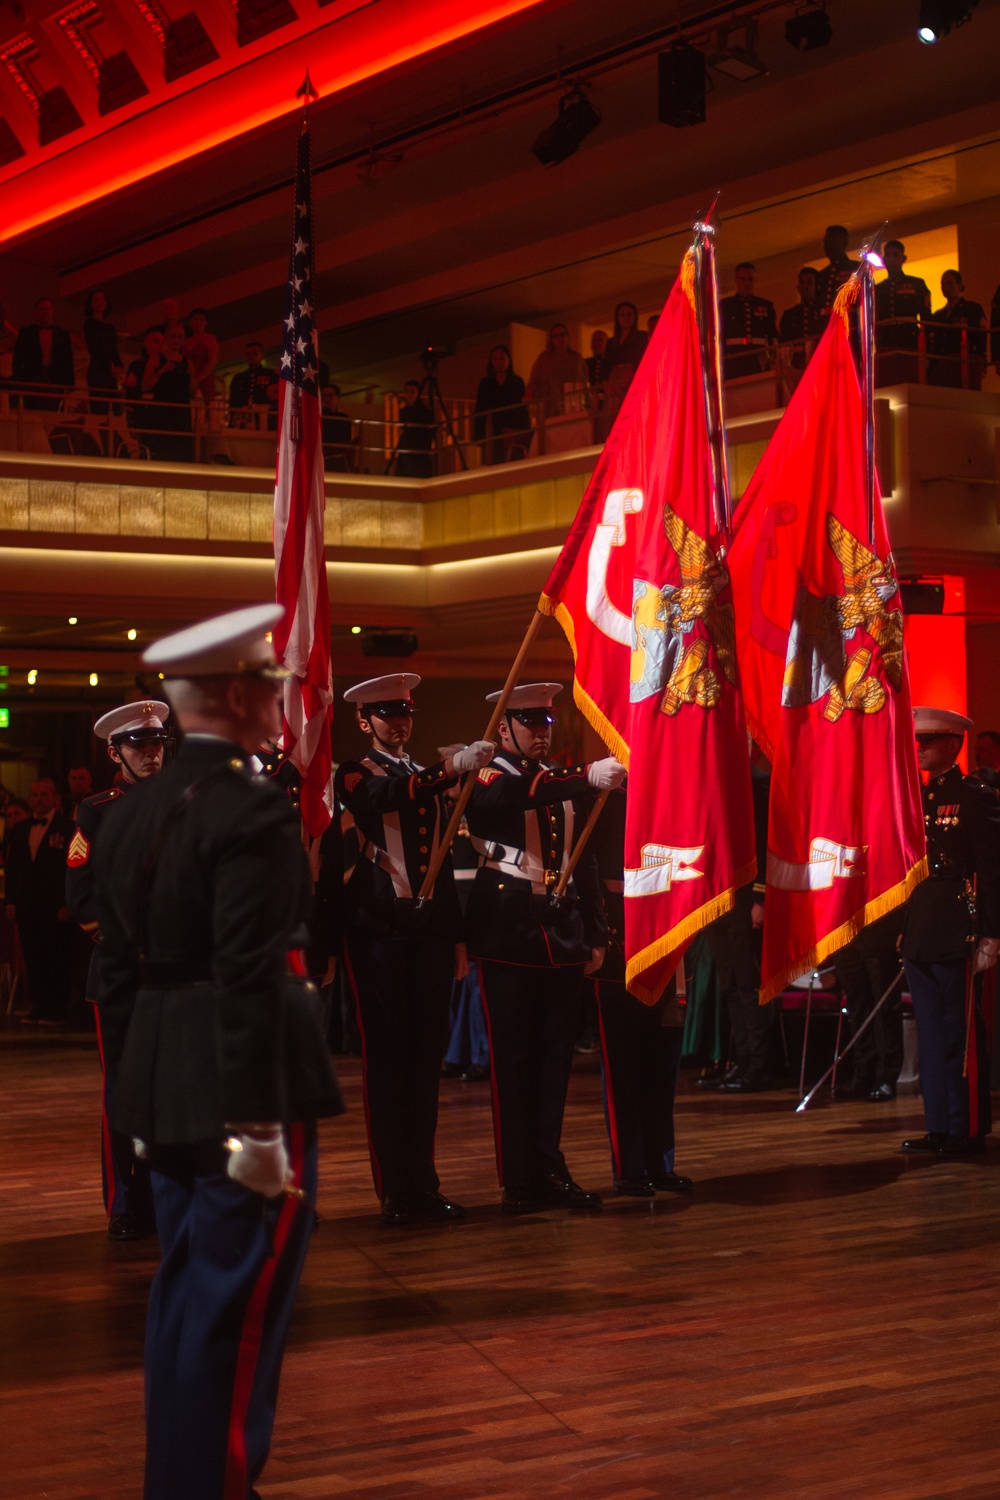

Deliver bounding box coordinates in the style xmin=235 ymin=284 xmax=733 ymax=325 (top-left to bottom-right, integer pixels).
xmin=419 ymin=826 xmax=427 ymax=834
xmin=419 ymin=845 xmax=428 ymax=853
xmin=419 ymin=864 xmax=427 ymax=873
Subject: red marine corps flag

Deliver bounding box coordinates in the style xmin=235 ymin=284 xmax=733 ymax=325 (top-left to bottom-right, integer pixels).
xmin=727 ymin=269 xmax=926 ymax=999
xmin=273 ymin=88 xmax=335 ymax=836
xmin=540 ymin=227 xmax=756 ymax=1002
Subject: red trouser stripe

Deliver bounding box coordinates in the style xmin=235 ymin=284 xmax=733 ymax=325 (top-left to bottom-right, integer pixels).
xmin=342 ymin=942 xmax=382 ymax=1199
xmin=223 ymin=1123 xmax=304 ymax=1500
xmin=93 ymin=1005 xmax=116 ymax=1219
xmin=595 ymin=986 xmax=624 ymax=1182
xmin=475 ymin=961 xmax=506 ymax=1189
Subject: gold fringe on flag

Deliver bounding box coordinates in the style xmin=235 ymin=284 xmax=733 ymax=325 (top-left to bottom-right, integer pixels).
xmin=757 ymin=854 xmax=928 ymax=1003
xmin=680 ymin=249 xmax=697 ymax=312
xmin=832 ymin=275 xmax=860 ymax=329
xmin=626 ymin=858 xmax=757 ymax=1004
xmin=537 ymin=592 xmax=631 ymax=766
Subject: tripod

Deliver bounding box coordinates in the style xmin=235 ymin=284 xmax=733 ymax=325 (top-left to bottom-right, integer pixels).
xmin=384 ymin=360 xmax=468 ymax=475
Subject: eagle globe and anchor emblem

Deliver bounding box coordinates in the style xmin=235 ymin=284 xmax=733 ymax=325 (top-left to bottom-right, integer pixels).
xmin=583 ymin=488 xmax=903 ymax=896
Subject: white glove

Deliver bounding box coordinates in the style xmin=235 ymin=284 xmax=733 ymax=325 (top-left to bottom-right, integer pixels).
xmin=226 ymin=1130 xmax=288 ymax=1198
xmin=452 ymin=740 xmax=495 ymax=774
xmin=974 ymin=938 xmax=1000 ymax=973
xmin=132 ymin=1137 xmax=148 ymax=1160
xmin=586 ymin=756 xmax=626 ymax=790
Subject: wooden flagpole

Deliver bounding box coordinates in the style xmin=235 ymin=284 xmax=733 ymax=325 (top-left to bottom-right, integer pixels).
xmin=416 ymin=608 xmax=546 ymax=903
xmin=552 ymin=786 xmax=611 ymax=900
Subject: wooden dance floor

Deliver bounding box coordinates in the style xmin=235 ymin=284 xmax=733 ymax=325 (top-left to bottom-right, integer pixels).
xmin=4 ymin=1043 xmax=1000 ymax=1499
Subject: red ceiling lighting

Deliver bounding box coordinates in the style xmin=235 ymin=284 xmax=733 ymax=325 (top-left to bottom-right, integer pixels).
xmin=0 ymin=0 xmax=547 ymax=245
xmin=58 ymin=2 xmax=103 ymax=85
xmin=1 ymin=35 xmax=43 ymax=110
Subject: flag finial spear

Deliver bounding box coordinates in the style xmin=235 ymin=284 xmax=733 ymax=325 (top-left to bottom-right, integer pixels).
xmin=297 ymin=69 xmax=318 ymax=103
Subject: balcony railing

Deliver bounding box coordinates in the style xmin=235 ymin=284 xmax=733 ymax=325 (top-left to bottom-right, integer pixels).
xmin=0 ymin=321 xmax=993 ymax=475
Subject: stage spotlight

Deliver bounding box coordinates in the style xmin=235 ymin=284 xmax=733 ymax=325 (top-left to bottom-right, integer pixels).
xmin=658 ymin=44 xmax=706 ymax=127
xmin=785 ymin=4 xmax=832 ymax=50
xmin=709 ymin=20 xmax=768 ymax=80
xmin=917 ymin=0 xmax=977 ymax=42
xmin=532 ymin=86 xmax=602 ymax=167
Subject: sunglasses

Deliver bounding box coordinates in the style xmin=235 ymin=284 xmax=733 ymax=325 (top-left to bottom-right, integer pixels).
xmin=915 ymin=733 xmax=958 ymax=745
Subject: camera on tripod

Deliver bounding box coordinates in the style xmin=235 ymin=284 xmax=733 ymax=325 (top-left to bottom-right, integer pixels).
xmin=419 ymin=341 xmax=456 ymax=371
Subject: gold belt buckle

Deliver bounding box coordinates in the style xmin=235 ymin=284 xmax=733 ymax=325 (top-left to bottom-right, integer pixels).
xmin=544 ymin=868 xmax=558 ymax=889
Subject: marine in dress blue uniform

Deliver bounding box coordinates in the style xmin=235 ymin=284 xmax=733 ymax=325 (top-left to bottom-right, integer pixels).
xmin=96 ymin=605 xmax=343 ymax=1500
xmin=465 ymin=682 xmax=624 ymax=1215
xmin=65 ymin=698 xmax=168 ymax=1239
xmin=720 ymin=263 xmax=777 ymax=380
xmin=900 ymin=706 xmax=1000 ymax=1156
xmin=336 ymin=674 xmax=494 ymax=1225
xmin=874 ymin=239 xmax=931 ymax=386
xmin=591 ymin=785 xmax=692 ymax=1197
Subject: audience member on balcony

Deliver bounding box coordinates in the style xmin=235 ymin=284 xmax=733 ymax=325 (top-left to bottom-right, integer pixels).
xmin=473 ymin=346 xmax=531 ymax=465
xmin=322 ymin=382 xmax=355 ymax=472
xmin=601 ymin=302 xmax=647 ymax=389
xmin=778 ymin=266 xmax=822 ymax=372
xmin=83 ymin=289 xmax=123 ymax=417
xmin=229 ymin=342 xmax=277 ymax=428
xmin=395 ymin=379 xmax=436 ymax=477
xmin=585 ymin=329 xmax=608 ymax=386
xmin=595 ymin=360 xmax=633 ymax=442
xmin=147 ymin=327 xmax=195 ymax=461
xmin=155 ymin=296 xmax=186 ymax=340
xmin=874 ymin=240 xmax=931 ymax=386
xmin=526 ymin=324 xmax=588 ymax=417
xmin=123 ymin=327 xmax=163 ymax=450
xmin=182 ymin=308 xmax=219 ymax=406
xmin=926 ymin=270 xmax=987 ymax=391
xmin=815 ymin=225 xmax=859 ymax=323
xmin=12 ymin=297 xmax=75 ymax=411
xmin=720 ymin=263 xmax=777 ymax=381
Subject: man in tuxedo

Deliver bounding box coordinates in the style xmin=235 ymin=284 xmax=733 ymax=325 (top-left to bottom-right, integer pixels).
xmin=5 ymin=778 xmax=75 ymax=1023
xmin=12 ymin=298 xmax=76 ymax=410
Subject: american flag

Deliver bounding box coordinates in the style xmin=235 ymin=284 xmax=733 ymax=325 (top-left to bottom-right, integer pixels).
xmin=273 ymin=115 xmax=334 ymax=836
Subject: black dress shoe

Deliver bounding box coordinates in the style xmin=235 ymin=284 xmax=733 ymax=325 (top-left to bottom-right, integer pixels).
xmin=721 ymin=1075 xmax=768 ymax=1093
xmin=440 ymin=1061 xmax=464 ymax=1078
xmin=108 ymin=1211 xmax=152 ymax=1241
xmin=411 ymin=1191 xmax=467 ymax=1221
xmin=868 ymin=1082 xmax=896 ymax=1101
xmin=380 ymin=1196 xmax=411 ymax=1225
xmin=541 ymin=1175 xmax=603 ymax=1211
xmin=900 ymin=1133 xmax=947 ymax=1154
xmin=652 ymin=1170 xmax=694 ymax=1193
xmin=461 ymin=1063 xmax=490 ymax=1082
xmin=501 ymin=1190 xmax=541 ymax=1216
xmin=613 ymin=1177 xmax=655 ymax=1197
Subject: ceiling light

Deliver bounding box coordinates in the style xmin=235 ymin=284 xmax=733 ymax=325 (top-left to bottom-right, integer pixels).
xmin=917 ymin=0 xmax=977 ymax=41
xmin=27 ymin=668 xmax=37 ymax=686
xmin=351 ymin=625 xmax=362 ymax=635
xmin=68 ymin=616 xmax=78 ymax=625
xmin=127 ymin=628 xmax=138 ymax=640
xmin=709 ymin=21 xmax=768 ymax=80
xmin=785 ymin=5 xmax=832 ymax=50
xmin=89 ymin=672 xmax=99 ymax=687
xmin=532 ymin=86 xmax=602 ymax=167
